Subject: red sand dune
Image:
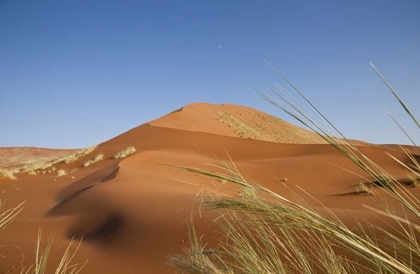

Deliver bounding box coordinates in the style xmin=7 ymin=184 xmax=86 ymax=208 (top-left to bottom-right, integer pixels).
xmin=0 ymin=103 xmax=418 ymax=273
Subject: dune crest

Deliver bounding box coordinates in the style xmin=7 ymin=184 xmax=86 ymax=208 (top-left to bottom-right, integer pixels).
xmin=149 ymin=102 xmax=329 ymax=144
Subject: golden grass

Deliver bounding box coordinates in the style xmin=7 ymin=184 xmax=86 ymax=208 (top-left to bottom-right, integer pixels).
xmin=0 ymin=200 xmax=25 ymax=230
xmin=1 ymin=202 xmax=84 ymax=273
xmin=57 ymin=169 xmax=67 ymax=177
xmin=172 ymin=63 xmax=420 ymax=273
xmin=21 ymin=229 xmax=86 ymax=274
xmin=355 ymin=183 xmax=374 ymax=196
xmin=113 ymin=146 xmax=136 ymax=159
xmin=0 ymin=169 xmax=16 ymax=180
xmin=216 ymin=109 xmax=325 ymax=144
xmin=83 ymin=153 xmax=104 ymax=167
xmin=1 ymin=146 xmax=98 ymax=180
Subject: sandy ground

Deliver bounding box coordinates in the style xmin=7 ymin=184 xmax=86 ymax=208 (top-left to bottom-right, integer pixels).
xmin=0 ymin=103 xmax=418 ymax=273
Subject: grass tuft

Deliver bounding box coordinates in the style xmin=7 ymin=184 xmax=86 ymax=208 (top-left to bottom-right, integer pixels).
xmin=172 ymin=63 xmax=420 ymax=274
xmin=57 ymin=169 xmax=67 ymax=177
xmin=21 ymin=228 xmax=86 ymax=274
xmin=113 ymin=146 xmax=136 ymax=159
xmin=0 ymin=169 xmax=16 ymax=180
xmin=0 ymin=201 xmax=25 ymax=230
xmin=355 ymin=183 xmax=374 ymax=196
xmin=83 ymin=153 xmax=104 ymax=167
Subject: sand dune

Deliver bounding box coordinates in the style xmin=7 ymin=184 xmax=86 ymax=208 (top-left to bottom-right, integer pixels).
xmin=149 ymin=103 xmax=329 ymax=144
xmin=0 ymin=103 xmax=418 ymax=273
xmin=0 ymin=147 xmax=76 ymax=168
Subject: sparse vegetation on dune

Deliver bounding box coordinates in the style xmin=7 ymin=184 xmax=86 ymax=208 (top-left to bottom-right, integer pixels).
xmin=0 ymin=169 xmax=16 ymax=180
xmin=1 ymin=201 xmax=85 ymax=273
xmin=355 ymin=182 xmax=374 ymax=196
xmin=0 ymin=200 xmax=24 ymax=230
xmin=21 ymin=229 xmax=85 ymax=274
xmin=216 ymin=109 xmax=326 ymax=144
xmin=60 ymin=145 xmax=98 ymax=164
xmin=83 ymin=153 xmax=104 ymax=167
xmin=113 ymin=146 xmax=136 ymax=159
xmin=0 ymin=146 xmax=98 ymax=179
xmin=57 ymin=169 xmax=67 ymax=177
xmin=172 ymin=64 xmax=420 ymax=273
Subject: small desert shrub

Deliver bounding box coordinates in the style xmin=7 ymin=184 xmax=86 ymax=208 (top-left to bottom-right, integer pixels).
xmin=0 ymin=169 xmax=16 ymax=180
xmin=113 ymin=146 xmax=136 ymax=159
xmin=83 ymin=153 xmax=104 ymax=167
xmin=93 ymin=153 xmax=104 ymax=162
xmin=57 ymin=169 xmax=67 ymax=177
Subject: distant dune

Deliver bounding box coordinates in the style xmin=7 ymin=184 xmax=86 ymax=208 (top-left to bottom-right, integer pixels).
xmin=0 ymin=147 xmax=77 ymax=168
xmin=0 ymin=102 xmax=418 ymax=273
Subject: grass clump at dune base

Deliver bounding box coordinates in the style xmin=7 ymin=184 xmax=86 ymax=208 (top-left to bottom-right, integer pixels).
xmin=113 ymin=146 xmax=136 ymax=159
xmin=171 ymin=63 xmax=420 ymax=274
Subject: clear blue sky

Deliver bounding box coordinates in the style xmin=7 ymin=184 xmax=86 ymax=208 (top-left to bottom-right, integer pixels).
xmin=1 ymin=0 xmax=419 ymax=148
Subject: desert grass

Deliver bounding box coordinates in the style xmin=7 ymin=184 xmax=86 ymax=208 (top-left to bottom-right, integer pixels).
xmin=216 ymin=109 xmax=325 ymax=144
xmin=355 ymin=183 xmax=374 ymax=196
xmin=406 ymin=174 xmax=420 ymax=188
xmin=113 ymin=146 xmax=136 ymax=159
xmin=21 ymin=229 xmax=85 ymax=274
xmin=0 ymin=169 xmax=16 ymax=180
xmin=172 ymin=64 xmax=420 ymax=273
xmin=3 ymin=146 xmax=98 ymax=177
xmin=0 ymin=200 xmax=25 ymax=230
xmin=171 ymin=162 xmax=419 ymax=273
xmin=57 ymin=169 xmax=67 ymax=177
xmin=83 ymin=153 xmax=104 ymax=167
xmin=1 ymin=202 xmax=84 ymax=273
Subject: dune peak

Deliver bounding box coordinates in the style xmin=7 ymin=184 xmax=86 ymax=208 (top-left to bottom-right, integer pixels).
xmin=149 ymin=102 xmax=328 ymax=144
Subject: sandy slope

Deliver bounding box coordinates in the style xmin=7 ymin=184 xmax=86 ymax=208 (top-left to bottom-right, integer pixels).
xmin=0 ymin=103 xmax=418 ymax=273
xmin=149 ymin=103 xmax=329 ymax=144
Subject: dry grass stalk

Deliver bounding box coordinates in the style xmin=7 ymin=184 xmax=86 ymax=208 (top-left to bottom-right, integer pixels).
xmin=172 ymin=63 xmax=420 ymax=274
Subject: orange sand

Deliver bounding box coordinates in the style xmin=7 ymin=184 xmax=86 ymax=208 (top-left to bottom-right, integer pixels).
xmin=0 ymin=103 xmax=418 ymax=273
